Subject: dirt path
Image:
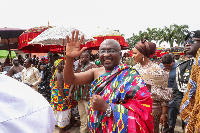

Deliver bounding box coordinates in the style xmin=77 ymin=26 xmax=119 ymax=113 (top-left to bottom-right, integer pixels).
xmin=54 ymin=115 xmax=184 ymax=133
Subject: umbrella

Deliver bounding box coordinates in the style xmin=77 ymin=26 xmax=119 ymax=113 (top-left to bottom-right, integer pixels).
xmin=81 ymin=28 xmax=129 ymax=50
xmin=0 ymin=50 xmax=16 ymax=59
xmin=21 ymin=44 xmax=63 ymax=53
xmin=18 ymin=26 xmax=53 ymax=49
xmin=29 ymin=26 xmax=95 ymax=45
xmin=0 ymin=28 xmax=25 ymax=58
xmin=18 ymin=26 xmax=63 ymax=55
xmin=29 ymin=26 xmax=95 ymax=60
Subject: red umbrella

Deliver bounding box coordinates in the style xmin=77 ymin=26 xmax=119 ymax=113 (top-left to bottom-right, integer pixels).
xmin=18 ymin=26 xmax=60 ymax=53
xmin=80 ymin=29 xmax=129 ymax=50
xmin=21 ymin=44 xmax=63 ymax=53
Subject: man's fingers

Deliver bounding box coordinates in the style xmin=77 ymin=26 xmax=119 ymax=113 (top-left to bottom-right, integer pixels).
xmin=75 ymin=30 xmax=79 ymax=42
xmin=79 ymin=35 xmax=84 ymax=44
xmin=71 ymin=30 xmax=75 ymax=42
xmin=66 ymin=35 xmax=70 ymax=44
xmin=79 ymin=47 xmax=88 ymax=55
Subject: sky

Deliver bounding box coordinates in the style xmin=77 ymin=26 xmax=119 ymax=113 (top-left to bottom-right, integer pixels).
xmin=1 ymin=0 xmax=200 ymax=47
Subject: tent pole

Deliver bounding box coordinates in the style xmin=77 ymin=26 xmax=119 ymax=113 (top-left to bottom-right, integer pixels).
xmin=8 ymin=39 xmax=12 ymax=63
xmin=63 ymin=39 xmax=65 ymax=62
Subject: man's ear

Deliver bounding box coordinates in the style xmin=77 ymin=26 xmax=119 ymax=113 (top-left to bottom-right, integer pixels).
xmin=119 ymin=52 xmax=122 ymax=58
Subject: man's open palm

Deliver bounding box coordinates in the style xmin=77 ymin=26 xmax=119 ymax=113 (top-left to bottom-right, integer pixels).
xmin=66 ymin=30 xmax=87 ymax=58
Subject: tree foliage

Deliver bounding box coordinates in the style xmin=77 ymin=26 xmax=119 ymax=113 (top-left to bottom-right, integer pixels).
xmin=127 ymin=24 xmax=189 ymax=49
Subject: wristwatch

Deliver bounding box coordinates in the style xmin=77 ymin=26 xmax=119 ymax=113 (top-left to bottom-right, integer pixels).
xmin=162 ymin=114 xmax=169 ymax=117
xmin=105 ymin=104 xmax=112 ymax=117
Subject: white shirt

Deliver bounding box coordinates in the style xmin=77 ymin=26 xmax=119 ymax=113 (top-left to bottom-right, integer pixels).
xmin=0 ymin=74 xmax=56 ymax=133
xmin=21 ymin=67 xmax=41 ymax=91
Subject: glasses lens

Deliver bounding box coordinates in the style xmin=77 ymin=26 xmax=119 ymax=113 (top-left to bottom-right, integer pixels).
xmin=188 ymin=39 xmax=194 ymax=44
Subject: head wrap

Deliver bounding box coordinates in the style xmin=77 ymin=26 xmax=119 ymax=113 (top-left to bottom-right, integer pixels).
xmin=135 ymin=39 xmax=156 ymax=57
xmin=54 ymin=59 xmax=63 ymax=67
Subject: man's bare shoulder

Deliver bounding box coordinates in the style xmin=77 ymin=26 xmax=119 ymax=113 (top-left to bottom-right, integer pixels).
xmin=92 ymin=66 xmax=105 ymax=79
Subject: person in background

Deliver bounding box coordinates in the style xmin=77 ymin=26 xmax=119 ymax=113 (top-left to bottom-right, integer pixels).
xmin=152 ymin=55 xmax=158 ymax=63
xmin=0 ymin=62 xmax=2 ymax=72
xmin=38 ymin=56 xmax=46 ymax=70
xmin=3 ymin=55 xmax=12 ymax=73
xmin=159 ymin=54 xmax=178 ymax=132
xmin=52 ymin=59 xmax=71 ymax=133
xmin=32 ymin=55 xmax=36 ymax=66
xmin=160 ymin=54 xmax=178 ymax=88
xmin=7 ymin=58 xmax=24 ymax=82
xmin=64 ymin=31 xmax=154 ymax=133
xmin=17 ymin=54 xmax=24 ymax=66
xmin=68 ymin=51 xmax=98 ymax=133
xmin=42 ymin=52 xmax=54 ymax=102
xmin=179 ymin=30 xmax=200 ymax=132
xmin=25 ymin=53 xmax=29 ymax=59
xmin=21 ymin=58 xmax=41 ymax=91
xmin=174 ymin=53 xmax=181 ymax=63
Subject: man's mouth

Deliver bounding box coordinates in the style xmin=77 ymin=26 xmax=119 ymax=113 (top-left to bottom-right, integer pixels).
xmin=104 ymin=59 xmax=112 ymax=63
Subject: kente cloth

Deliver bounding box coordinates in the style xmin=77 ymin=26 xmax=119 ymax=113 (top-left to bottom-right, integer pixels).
xmin=72 ymin=63 xmax=98 ymax=101
xmin=51 ymin=80 xmax=72 ymax=111
xmin=0 ymin=74 xmax=56 ymax=133
xmin=180 ymin=49 xmax=200 ymax=132
xmin=88 ymin=64 xmax=154 ymax=133
xmin=50 ymin=59 xmax=72 ymax=111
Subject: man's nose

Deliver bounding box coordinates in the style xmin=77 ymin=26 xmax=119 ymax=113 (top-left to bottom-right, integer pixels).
xmin=103 ymin=52 xmax=111 ymax=56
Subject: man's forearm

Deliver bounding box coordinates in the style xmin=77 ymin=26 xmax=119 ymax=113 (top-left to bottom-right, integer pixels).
xmin=64 ymin=57 xmax=75 ymax=84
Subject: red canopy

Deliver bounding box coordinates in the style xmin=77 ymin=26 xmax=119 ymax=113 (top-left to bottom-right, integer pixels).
xmin=81 ymin=36 xmax=129 ymax=50
xmin=18 ymin=26 xmax=54 ymax=51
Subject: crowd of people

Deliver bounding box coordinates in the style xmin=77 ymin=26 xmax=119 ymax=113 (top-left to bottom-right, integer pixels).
xmin=1 ymin=30 xmax=200 ymax=133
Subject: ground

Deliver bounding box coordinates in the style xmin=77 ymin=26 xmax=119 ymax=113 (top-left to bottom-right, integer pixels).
xmin=54 ymin=115 xmax=184 ymax=133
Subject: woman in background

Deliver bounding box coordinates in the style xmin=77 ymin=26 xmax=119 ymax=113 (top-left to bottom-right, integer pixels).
xmin=132 ymin=39 xmax=172 ymax=133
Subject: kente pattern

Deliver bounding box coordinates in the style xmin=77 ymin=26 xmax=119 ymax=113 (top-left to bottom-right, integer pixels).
xmin=88 ymin=64 xmax=154 ymax=133
xmin=50 ymin=70 xmax=71 ymax=111
xmin=180 ymin=49 xmax=200 ymax=133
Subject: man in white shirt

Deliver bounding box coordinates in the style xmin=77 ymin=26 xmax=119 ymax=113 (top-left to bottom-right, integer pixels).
xmin=21 ymin=58 xmax=41 ymax=91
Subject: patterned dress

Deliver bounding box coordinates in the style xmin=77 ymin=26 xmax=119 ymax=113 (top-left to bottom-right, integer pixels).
xmin=88 ymin=64 xmax=154 ymax=133
xmin=180 ymin=49 xmax=200 ymax=132
xmin=134 ymin=61 xmax=172 ymax=133
xmin=50 ymin=70 xmax=72 ymax=128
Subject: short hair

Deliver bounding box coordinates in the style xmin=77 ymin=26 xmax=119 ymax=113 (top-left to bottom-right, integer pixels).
xmin=81 ymin=51 xmax=90 ymax=56
xmin=100 ymin=39 xmax=121 ymax=50
xmin=162 ymin=54 xmax=173 ymax=64
xmin=27 ymin=58 xmax=32 ymax=64
xmin=153 ymin=55 xmax=157 ymax=60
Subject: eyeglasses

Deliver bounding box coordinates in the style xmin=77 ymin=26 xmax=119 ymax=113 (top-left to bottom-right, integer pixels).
xmin=184 ymin=39 xmax=194 ymax=46
xmin=99 ymin=49 xmax=119 ymax=54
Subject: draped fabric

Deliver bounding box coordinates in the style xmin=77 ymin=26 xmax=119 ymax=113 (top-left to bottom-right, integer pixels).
xmin=88 ymin=64 xmax=154 ymax=133
xmin=180 ymin=49 xmax=200 ymax=132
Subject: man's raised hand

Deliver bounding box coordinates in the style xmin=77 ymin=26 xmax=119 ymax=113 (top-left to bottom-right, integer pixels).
xmin=66 ymin=30 xmax=87 ymax=58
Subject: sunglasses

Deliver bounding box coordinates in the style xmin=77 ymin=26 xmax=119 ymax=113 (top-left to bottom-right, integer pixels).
xmin=184 ymin=39 xmax=194 ymax=46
